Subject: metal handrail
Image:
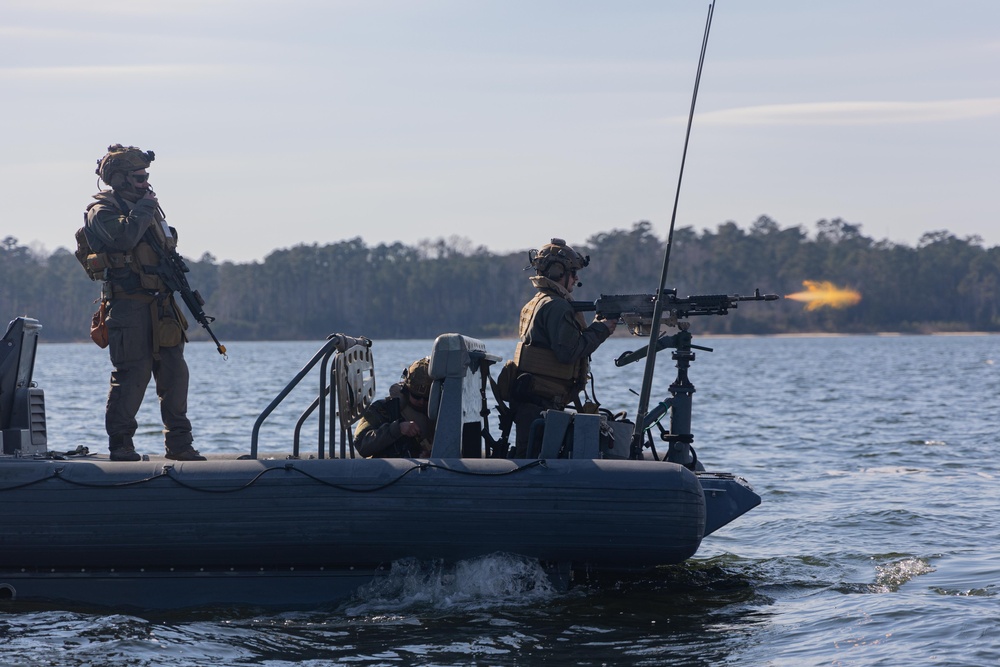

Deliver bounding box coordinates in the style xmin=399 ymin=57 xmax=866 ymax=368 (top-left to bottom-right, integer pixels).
xmin=250 ymin=334 xmax=372 ymax=459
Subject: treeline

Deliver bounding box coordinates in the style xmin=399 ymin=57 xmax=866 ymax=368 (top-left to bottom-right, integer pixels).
xmin=3 ymin=216 xmax=999 ymax=343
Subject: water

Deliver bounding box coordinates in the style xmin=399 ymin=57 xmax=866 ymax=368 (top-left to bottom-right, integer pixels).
xmin=4 ymin=333 xmax=999 ymax=666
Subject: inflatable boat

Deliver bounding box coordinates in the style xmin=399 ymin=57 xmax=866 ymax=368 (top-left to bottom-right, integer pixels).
xmin=0 ymin=302 xmax=764 ymax=609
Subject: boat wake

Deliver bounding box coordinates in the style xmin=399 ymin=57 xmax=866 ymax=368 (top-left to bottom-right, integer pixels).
xmin=342 ymin=554 xmax=559 ymax=616
xmin=871 ymin=556 xmax=935 ymax=593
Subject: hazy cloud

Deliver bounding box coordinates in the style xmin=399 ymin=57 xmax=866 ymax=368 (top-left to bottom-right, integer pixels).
xmin=693 ymin=99 xmax=1000 ymax=126
xmin=0 ymin=64 xmax=232 ymax=81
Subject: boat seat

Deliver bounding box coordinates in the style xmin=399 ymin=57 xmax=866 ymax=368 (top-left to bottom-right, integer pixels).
xmin=572 ymin=413 xmax=602 ymax=458
xmin=535 ymin=410 xmax=600 ymax=459
xmin=536 ymin=410 xmax=570 ymax=458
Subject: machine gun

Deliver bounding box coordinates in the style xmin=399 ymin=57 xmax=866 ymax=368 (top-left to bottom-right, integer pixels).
xmin=571 ymin=288 xmax=779 ymax=335
xmin=581 ymin=288 xmax=779 ymax=467
xmin=144 ymin=232 xmax=227 ymax=357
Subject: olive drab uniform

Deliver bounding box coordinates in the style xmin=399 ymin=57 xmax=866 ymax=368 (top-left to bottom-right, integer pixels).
xmin=511 ymin=275 xmax=613 ymax=457
xmin=353 ymin=383 xmax=435 ymax=458
xmin=515 ymin=287 xmax=590 ymax=406
xmin=86 ymin=190 xmax=193 ymax=455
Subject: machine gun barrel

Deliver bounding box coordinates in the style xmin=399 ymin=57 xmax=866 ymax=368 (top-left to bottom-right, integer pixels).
xmin=571 ymin=288 xmax=779 ymax=334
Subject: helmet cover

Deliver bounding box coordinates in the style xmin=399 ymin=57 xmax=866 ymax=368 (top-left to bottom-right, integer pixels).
xmin=96 ymin=144 xmax=155 ymax=188
xmin=402 ymin=357 xmax=432 ymax=398
xmin=528 ymin=238 xmax=590 ymax=280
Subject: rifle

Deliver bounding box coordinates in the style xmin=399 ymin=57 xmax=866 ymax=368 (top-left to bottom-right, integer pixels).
xmin=144 ymin=231 xmax=227 ymax=357
xmin=571 ymin=288 xmax=779 ymax=335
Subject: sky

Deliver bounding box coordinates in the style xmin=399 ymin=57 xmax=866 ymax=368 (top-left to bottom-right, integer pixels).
xmin=3 ymin=0 xmax=998 ymax=264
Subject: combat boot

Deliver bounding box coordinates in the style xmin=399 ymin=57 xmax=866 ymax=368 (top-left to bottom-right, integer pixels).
xmin=109 ymin=434 xmax=141 ymax=462
xmin=165 ymin=446 xmax=206 ymax=461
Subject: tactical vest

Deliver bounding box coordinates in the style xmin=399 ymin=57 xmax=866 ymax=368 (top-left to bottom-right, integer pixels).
xmin=79 ymin=193 xmax=175 ymax=293
xmin=513 ymin=291 xmax=588 ymax=405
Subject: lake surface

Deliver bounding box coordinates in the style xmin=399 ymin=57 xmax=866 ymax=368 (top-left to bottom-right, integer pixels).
xmin=3 ymin=332 xmax=999 ymax=666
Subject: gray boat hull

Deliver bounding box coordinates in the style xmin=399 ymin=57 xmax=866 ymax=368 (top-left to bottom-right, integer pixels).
xmin=0 ymin=456 xmax=757 ymax=608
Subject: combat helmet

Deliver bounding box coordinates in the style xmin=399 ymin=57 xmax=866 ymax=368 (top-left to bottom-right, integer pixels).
xmin=96 ymin=144 xmax=155 ymax=189
xmin=527 ymin=238 xmax=590 ymax=281
xmin=402 ymin=357 xmax=432 ymax=399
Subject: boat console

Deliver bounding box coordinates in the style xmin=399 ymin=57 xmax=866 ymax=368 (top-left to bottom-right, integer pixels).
xmin=427 ymin=333 xmax=501 ymax=458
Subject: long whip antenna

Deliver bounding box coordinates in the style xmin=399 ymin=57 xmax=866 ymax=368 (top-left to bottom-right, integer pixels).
xmin=629 ymin=1 xmax=716 ymax=459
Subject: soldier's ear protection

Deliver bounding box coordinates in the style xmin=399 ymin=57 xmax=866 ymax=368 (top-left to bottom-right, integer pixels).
xmin=107 ymin=164 xmax=127 ymax=189
xmin=544 ymin=262 xmax=566 ymax=281
xmin=525 ymin=249 xmax=566 ymax=280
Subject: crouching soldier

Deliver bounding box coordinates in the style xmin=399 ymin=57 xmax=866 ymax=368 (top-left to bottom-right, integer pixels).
xmin=354 ymin=357 xmax=435 ymax=458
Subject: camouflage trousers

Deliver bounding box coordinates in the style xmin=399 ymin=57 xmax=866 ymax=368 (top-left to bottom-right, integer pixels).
xmin=104 ymin=296 xmax=192 ymax=453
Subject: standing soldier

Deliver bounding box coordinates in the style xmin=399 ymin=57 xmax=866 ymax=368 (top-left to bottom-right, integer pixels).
xmin=84 ymin=144 xmax=204 ymax=461
xmin=510 ymin=238 xmax=617 ymax=457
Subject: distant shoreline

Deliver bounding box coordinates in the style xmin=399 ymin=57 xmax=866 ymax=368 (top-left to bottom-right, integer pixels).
xmin=680 ymin=331 xmax=998 ymax=339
